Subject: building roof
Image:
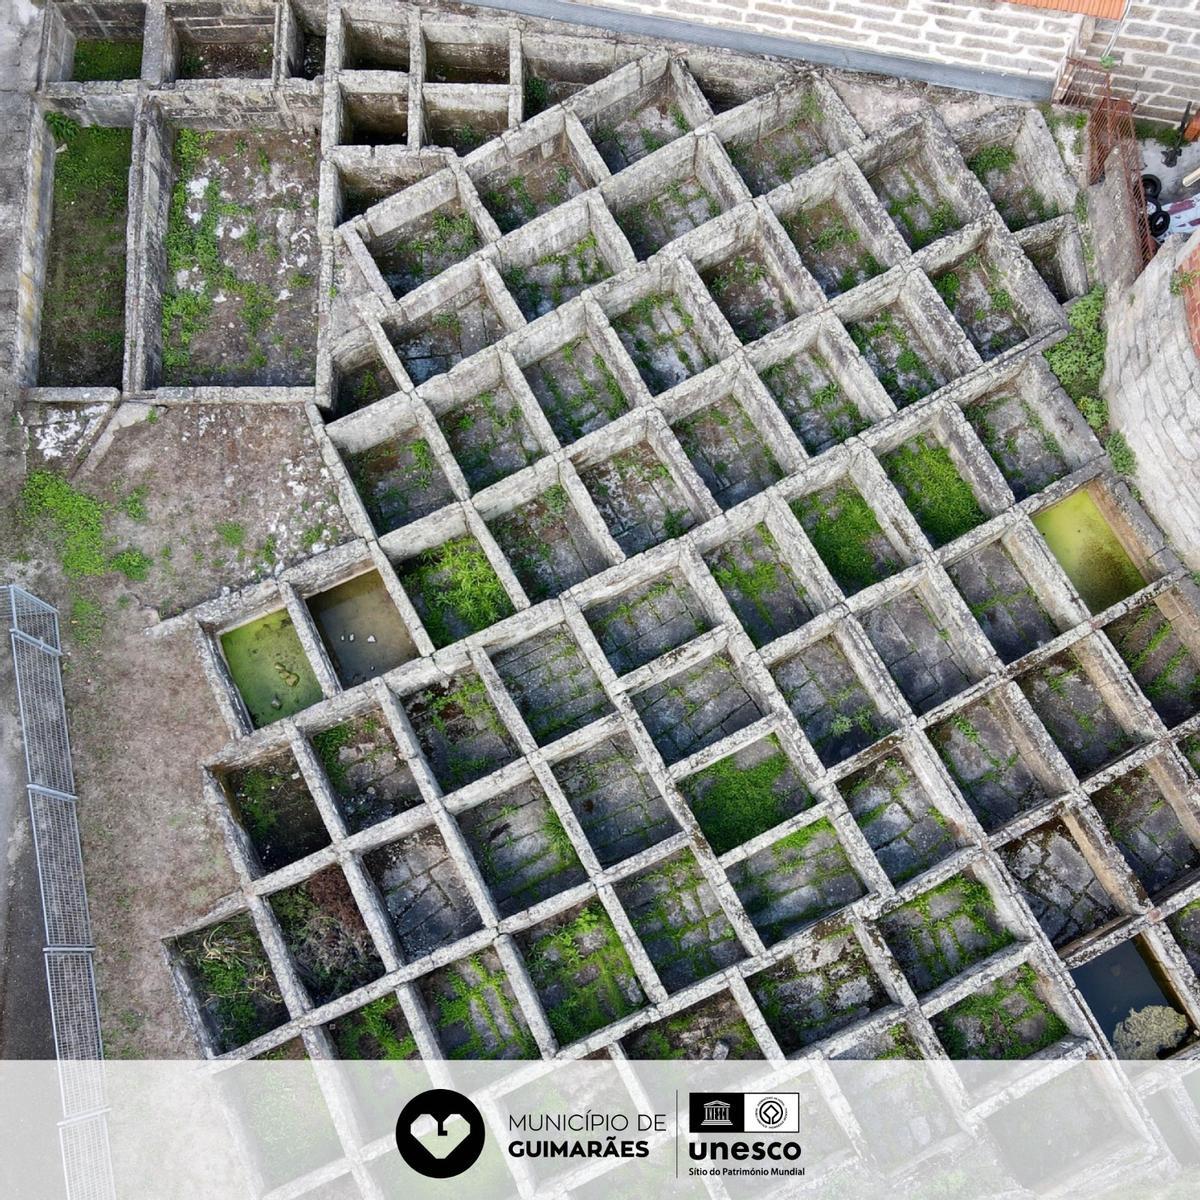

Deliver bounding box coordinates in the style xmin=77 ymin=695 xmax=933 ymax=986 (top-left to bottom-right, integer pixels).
xmin=1008 ymin=0 xmax=1126 ymax=20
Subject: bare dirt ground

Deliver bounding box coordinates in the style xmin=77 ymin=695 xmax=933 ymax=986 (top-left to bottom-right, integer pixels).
xmin=3 ymin=403 xmax=352 ymax=1056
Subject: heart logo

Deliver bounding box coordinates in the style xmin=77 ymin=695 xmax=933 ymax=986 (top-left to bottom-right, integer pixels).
xmin=395 ymin=1089 xmax=486 ymax=1179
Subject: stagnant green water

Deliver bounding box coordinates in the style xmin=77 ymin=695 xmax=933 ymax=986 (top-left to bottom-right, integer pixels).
xmin=1032 ymin=490 xmax=1144 ymax=614
xmin=220 ymin=610 xmax=323 ymax=727
xmin=307 ymin=571 xmax=416 ymax=687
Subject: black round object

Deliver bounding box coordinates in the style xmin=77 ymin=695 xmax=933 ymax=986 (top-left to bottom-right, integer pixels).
xmin=395 ymin=1089 xmax=486 ymax=1179
xmin=1141 ymin=174 xmax=1162 ymax=200
xmin=1148 ymin=207 xmax=1170 ymax=237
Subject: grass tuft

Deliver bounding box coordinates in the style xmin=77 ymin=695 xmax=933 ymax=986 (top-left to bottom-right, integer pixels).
xmin=402 ymin=537 xmax=514 ymax=648
xmin=72 ymin=39 xmax=142 ymax=81
xmin=793 ymin=486 xmax=898 ymax=594
xmin=885 ymin=436 xmax=986 ymax=547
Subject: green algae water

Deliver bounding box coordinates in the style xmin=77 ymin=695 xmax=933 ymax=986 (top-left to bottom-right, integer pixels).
xmin=1032 ymin=490 xmax=1144 ymax=614
xmin=307 ymin=571 xmax=416 ymax=687
xmin=220 ymin=610 xmax=323 ymax=727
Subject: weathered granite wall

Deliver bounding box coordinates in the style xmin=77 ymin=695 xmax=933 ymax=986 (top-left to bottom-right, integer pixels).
xmin=0 ymin=1 xmax=44 ymax=498
xmin=1105 ymin=227 xmax=1200 ymax=566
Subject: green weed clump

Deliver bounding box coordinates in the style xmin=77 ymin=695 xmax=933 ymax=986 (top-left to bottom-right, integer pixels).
xmin=1043 ymin=287 xmax=1138 ymax=478
xmin=430 ymin=955 xmax=537 ymax=1060
xmin=933 ymin=269 xmax=961 ymax=312
xmin=1080 ymin=395 xmax=1107 ymax=431
xmin=1133 ymin=119 xmax=1184 ymax=150
xmin=525 ymin=902 xmax=643 ymax=1045
xmin=217 ymin=520 xmax=247 ymax=548
xmin=1170 ymin=268 xmax=1200 ymax=297
xmin=46 ymin=119 xmax=131 ymax=206
xmin=68 ymin=597 xmax=105 ymax=646
xmin=1105 ymin=430 xmax=1138 ymax=477
xmin=72 ymin=39 xmax=143 ymax=81
xmin=162 ymin=130 xmax=280 ymax=374
xmin=966 ymin=144 xmax=1017 ymax=179
xmin=885 ymin=436 xmax=986 ymax=547
xmin=23 ymin=471 xmax=154 ymax=592
xmin=523 ymin=75 xmax=551 ymax=117
xmin=333 ymin=996 xmax=416 ymax=1060
xmin=119 ymin=485 xmax=148 ymax=521
xmin=311 ymin=721 xmax=355 ymax=794
xmin=793 ymin=486 xmax=897 ymax=594
xmin=185 ymin=920 xmax=283 ymax=1051
xmin=23 ymin=470 xmax=107 ymax=577
xmin=109 ymin=547 xmax=153 ymax=581
xmin=403 ymin=536 xmax=514 ymax=647
xmin=1043 ymin=285 xmax=1105 ymax=404
xmin=683 ymin=740 xmax=804 ymax=855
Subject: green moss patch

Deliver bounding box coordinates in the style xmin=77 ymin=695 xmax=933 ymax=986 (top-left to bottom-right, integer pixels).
xmin=396 ymin=536 xmax=514 ymax=648
xmin=617 ymin=853 xmax=746 ymax=991
xmin=879 ymin=874 xmax=1015 ymax=993
xmin=523 ymin=902 xmax=645 ymax=1045
xmin=730 ymin=819 xmax=866 ymax=945
xmin=38 ymin=120 xmax=130 ymax=386
xmin=934 ymin=964 xmax=1068 ymax=1059
xmin=680 ymin=736 xmax=811 ymax=855
xmin=329 ymin=995 xmax=418 ymax=1060
xmin=22 ymin=471 xmax=153 ymax=585
xmin=705 ymin=522 xmax=815 ymax=647
xmin=792 ymin=485 xmax=903 ymax=594
xmin=72 ymin=39 xmax=143 ymax=81
xmin=748 ymin=926 xmax=888 ymax=1053
xmin=404 ymin=673 xmax=518 ymax=791
xmin=883 ymin=435 xmax=987 ymax=547
xmin=422 ymin=952 xmax=538 ymax=1060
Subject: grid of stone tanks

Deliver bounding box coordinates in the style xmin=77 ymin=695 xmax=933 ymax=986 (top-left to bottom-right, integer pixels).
xmin=24 ymin=0 xmax=1200 ymax=1191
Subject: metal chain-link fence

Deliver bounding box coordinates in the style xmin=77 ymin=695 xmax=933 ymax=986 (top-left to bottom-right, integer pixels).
xmin=6 ymin=585 xmax=115 ymax=1200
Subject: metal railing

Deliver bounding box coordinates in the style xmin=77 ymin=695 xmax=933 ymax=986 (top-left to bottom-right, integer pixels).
xmin=6 ymin=585 xmax=115 ymax=1200
xmin=1055 ymin=56 xmax=1158 ymax=274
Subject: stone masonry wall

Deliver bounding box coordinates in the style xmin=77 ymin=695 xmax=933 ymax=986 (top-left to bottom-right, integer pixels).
xmin=1079 ymin=3 xmax=1200 ymax=124
xmin=563 ymin=0 xmax=1085 ymax=85
xmin=1106 ymin=228 xmax=1200 ymax=565
xmin=1178 ymin=231 xmax=1200 ymax=361
xmin=557 ymin=0 xmax=1200 ymax=121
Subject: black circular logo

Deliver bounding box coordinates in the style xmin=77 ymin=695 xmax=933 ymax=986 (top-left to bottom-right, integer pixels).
xmin=756 ymin=1097 xmax=786 ymax=1129
xmin=394 ymin=1088 xmax=485 ymax=1179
